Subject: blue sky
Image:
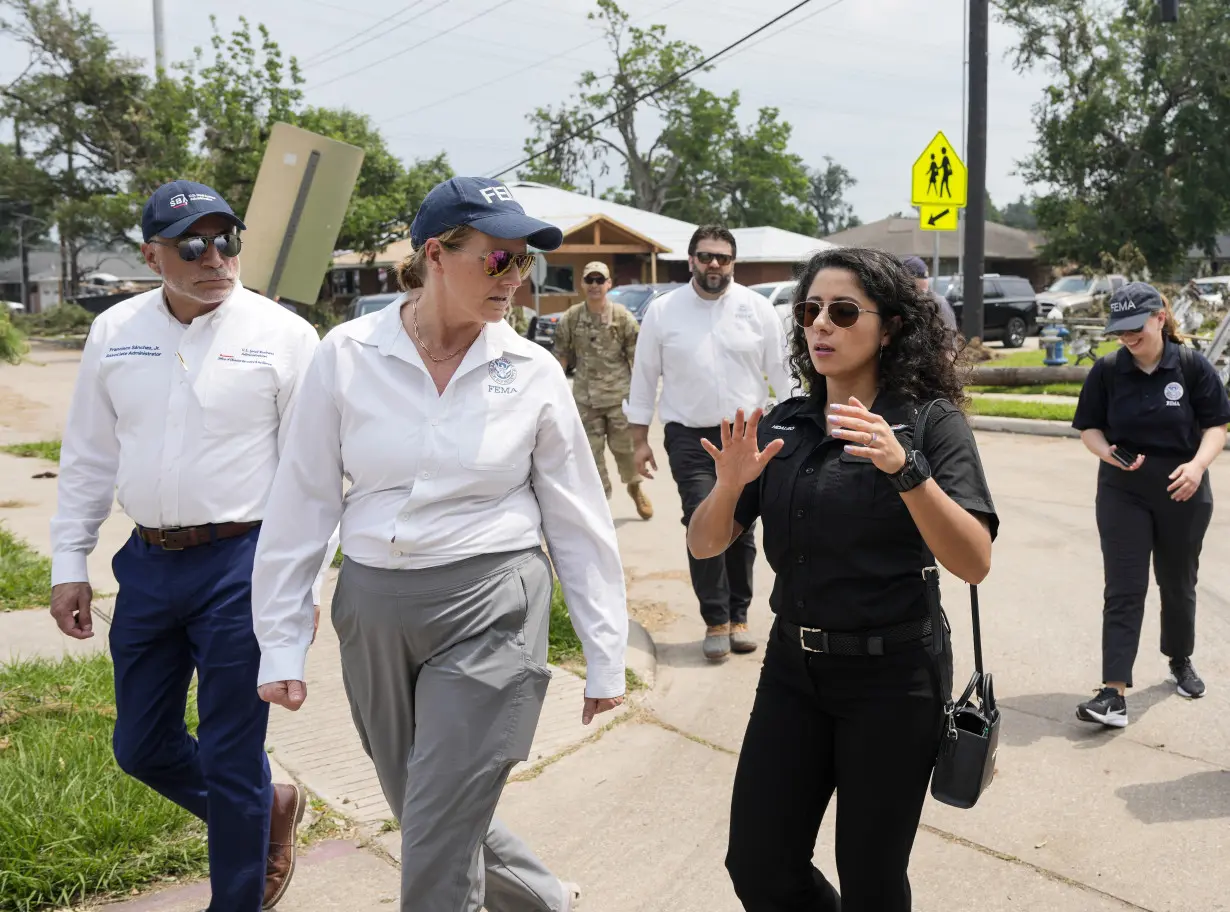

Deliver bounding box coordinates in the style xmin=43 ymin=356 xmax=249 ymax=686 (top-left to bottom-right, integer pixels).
xmin=1 ymin=0 xmax=1054 ymax=224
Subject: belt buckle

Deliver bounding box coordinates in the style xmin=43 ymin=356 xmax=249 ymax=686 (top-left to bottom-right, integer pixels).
xmin=921 ymin=565 xmax=939 ymax=580
xmin=157 ymin=527 xmax=185 ymax=551
xmin=798 ymin=625 xmax=828 ymax=653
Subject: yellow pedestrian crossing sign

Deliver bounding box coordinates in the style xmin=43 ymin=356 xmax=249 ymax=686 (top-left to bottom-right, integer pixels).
xmin=911 ymin=131 xmax=966 ymax=208
xmin=919 ymin=205 xmax=957 ymax=232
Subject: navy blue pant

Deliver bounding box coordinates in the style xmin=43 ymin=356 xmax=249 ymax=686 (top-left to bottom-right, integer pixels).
xmin=109 ymin=528 xmax=272 ymax=912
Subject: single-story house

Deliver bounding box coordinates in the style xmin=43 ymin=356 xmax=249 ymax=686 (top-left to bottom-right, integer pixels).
xmin=0 ymin=245 xmax=158 ymax=313
xmin=329 ymin=181 xmax=836 ymax=315
xmin=1182 ymin=235 xmax=1230 ymax=280
xmin=822 ymin=217 xmax=1048 ymax=288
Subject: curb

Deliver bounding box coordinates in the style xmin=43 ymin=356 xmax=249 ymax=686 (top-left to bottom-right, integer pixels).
xmin=969 ymin=416 xmax=1079 ymax=439
xmin=626 ymin=618 xmax=658 ymax=690
xmin=970 ymin=415 xmax=1230 ymax=449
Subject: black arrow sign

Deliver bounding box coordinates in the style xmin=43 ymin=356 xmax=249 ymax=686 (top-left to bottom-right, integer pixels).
xmin=928 ymin=208 xmax=951 ymax=226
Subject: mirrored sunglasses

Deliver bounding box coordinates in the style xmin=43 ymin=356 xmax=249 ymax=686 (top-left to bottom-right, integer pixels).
xmin=794 ymin=298 xmax=881 ymax=329
xmin=157 ymin=233 xmax=242 ymax=262
xmin=441 ymin=242 xmax=536 ymax=279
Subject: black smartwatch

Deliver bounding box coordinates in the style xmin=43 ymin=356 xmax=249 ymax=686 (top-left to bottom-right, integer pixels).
xmin=887 ymin=450 xmax=931 ymax=493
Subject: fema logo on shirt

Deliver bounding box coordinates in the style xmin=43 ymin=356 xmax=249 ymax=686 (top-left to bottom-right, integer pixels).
xmin=1165 ymin=382 xmax=1184 ymax=404
xmin=488 ymin=357 xmax=517 ymax=385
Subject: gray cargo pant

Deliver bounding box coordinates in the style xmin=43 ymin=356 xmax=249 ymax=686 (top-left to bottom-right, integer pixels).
xmin=332 ymin=548 xmax=568 ymax=912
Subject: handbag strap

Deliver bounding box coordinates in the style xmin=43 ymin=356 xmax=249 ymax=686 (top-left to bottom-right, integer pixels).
xmin=912 ymin=399 xmax=984 ymax=677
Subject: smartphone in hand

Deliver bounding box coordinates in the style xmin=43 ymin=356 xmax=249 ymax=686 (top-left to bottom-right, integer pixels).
xmin=1111 ymin=445 xmax=1140 ymax=469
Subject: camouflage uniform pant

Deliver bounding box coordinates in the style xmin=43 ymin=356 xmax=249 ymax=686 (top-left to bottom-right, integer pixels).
xmin=579 ymin=403 xmax=640 ymax=497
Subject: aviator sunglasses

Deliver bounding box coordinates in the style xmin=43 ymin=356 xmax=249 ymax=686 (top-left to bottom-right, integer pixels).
xmin=794 ymin=297 xmax=881 ymax=329
xmin=153 ymin=233 xmax=243 ymax=262
xmin=440 ymin=242 xmax=537 ymax=279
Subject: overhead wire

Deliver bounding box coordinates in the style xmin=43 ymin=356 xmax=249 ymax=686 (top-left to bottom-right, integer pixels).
xmin=301 ymin=0 xmax=516 ymax=90
xmin=299 ymin=0 xmax=437 ymax=68
xmin=378 ymin=0 xmax=693 ymax=127
xmin=488 ymin=0 xmax=833 ymax=178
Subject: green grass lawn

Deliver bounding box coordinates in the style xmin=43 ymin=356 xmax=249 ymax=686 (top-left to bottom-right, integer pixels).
xmin=0 ymin=654 xmax=208 ymax=911
xmin=549 ymin=580 xmax=644 ymax=691
xmin=967 ymin=398 xmax=1077 ymax=422
xmin=0 ymin=526 xmax=51 ymax=612
xmin=981 ymin=340 xmax=1120 ymax=369
xmin=0 ymin=441 xmax=60 ymax=462
xmin=968 ymin=383 xmax=1084 ymax=397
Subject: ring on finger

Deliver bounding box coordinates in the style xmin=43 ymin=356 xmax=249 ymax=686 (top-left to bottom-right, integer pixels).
xmin=869 ymin=431 xmax=878 ymax=444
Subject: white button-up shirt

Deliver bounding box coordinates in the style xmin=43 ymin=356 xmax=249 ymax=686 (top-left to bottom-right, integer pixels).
xmin=50 ymin=285 xmax=333 ymax=600
xmin=624 ymin=280 xmax=797 ymax=428
xmin=250 ymin=296 xmax=629 ymax=698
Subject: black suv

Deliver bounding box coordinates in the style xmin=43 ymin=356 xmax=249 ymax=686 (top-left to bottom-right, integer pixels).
xmin=935 ymin=274 xmax=1038 ymax=348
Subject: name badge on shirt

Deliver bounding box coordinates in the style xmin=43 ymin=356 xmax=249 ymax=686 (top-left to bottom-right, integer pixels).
xmin=105 ymin=344 xmax=162 ymax=359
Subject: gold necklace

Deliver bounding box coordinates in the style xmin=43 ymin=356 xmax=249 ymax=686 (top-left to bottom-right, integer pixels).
xmin=412 ymin=301 xmax=482 ymax=364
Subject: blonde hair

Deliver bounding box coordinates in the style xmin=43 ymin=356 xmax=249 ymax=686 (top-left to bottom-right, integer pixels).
xmin=395 ymin=225 xmax=475 ymax=291
xmin=1159 ymin=295 xmax=1182 ymax=343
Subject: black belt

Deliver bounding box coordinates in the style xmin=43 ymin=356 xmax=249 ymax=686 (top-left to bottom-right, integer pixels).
xmin=778 ymin=615 xmax=934 ymax=657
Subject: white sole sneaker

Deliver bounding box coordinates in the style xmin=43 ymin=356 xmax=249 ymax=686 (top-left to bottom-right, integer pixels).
xmin=1076 ymin=705 xmax=1128 ymax=728
xmin=1170 ymin=673 xmax=1206 ymax=699
xmin=562 ymin=881 xmax=582 ymax=911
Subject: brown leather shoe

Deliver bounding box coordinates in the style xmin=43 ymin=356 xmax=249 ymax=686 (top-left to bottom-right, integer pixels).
xmin=730 ymin=623 xmax=758 ymax=654
xmin=264 ymin=783 xmax=306 ymax=909
xmin=628 ymin=482 xmax=653 ymax=520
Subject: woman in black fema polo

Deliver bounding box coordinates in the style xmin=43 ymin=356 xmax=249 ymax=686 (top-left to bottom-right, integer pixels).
xmin=686 ymin=247 xmax=998 ymax=911
xmin=1072 ymin=282 xmax=1230 ymax=728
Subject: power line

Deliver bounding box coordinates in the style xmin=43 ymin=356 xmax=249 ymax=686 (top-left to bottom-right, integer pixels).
xmin=301 ymin=0 xmax=514 ymax=90
xmin=713 ymin=0 xmax=846 ymax=64
xmin=300 ymin=0 xmax=435 ymax=68
xmin=488 ymin=0 xmax=824 ymax=178
xmin=378 ymin=0 xmax=693 ymax=126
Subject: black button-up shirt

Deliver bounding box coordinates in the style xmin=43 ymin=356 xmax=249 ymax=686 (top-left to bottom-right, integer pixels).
xmin=1072 ymin=341 xmax=1230 ymax=461
xmin=733 ymin=394 xmax=998 ymax=631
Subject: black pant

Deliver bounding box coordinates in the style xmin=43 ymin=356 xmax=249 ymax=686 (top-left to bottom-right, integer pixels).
xmin=663 ymin=422 xmax=756 ymax=626
xmin=1096 ymin=459 xmax=1213 ymax=687
xmin=727 ymin=619 xmax=948 ymax=911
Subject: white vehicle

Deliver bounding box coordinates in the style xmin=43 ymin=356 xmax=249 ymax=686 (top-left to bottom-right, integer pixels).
xmin=749 ymin=280 xmax=798 ymax=334
xmin=1189 ymin=275 xmax=1230 ymax=308
xmin=1035 ymin=274 xmax=1127 ymax=315
xmin=4 ymin=300 xmax=25 ymax=313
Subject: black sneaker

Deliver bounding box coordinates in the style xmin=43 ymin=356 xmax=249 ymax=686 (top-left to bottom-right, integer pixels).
xmin=1170 ymin=658 xmax=1206 ymax=698
xmin=1076 ymin=687 xmax=1128 ymax=728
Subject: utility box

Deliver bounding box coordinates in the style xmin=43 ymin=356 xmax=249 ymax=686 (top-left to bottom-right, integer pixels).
xmin=241 ymin=122 xmax=364 ymax=306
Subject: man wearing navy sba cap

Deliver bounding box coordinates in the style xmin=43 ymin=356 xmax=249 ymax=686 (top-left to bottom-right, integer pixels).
xmin=50 ymin=179 xmax=337 ymax=910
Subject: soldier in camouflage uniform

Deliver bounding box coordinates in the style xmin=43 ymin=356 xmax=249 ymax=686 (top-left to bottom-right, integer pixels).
xmin=553 ymin=261 xmax=653 ymax=520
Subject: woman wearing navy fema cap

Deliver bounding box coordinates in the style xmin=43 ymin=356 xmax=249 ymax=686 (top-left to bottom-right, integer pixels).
xmin=1072 ymin=281 xmax=1230 ymax=728
xmin=251 ymin=177 xmax=628 ymax=911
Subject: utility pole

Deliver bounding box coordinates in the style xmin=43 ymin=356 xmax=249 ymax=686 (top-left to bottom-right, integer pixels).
xmin=14 ymin=119 xmax=31 ymax=312
xmin=961 ymin=0 xmax=989 ymax=342
xmin=1159 ymin=0 xmax=1178 ymax=22
xmin=152 ymin=0 xmax=167 ymax=72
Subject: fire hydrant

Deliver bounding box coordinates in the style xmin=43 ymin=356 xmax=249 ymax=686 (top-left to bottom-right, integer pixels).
xmin=1040 ymin=306 xmax=1070 ymax=366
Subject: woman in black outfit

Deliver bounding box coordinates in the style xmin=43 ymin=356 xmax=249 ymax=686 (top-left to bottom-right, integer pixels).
xmin=1072 ymin=282 xmax=1230 ymax=728
xmin=687 ymin=247 xmax=998 ymax=911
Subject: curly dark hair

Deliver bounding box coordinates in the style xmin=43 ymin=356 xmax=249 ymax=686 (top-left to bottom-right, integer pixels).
xmin=786 ymin=247 xmax=967 ymax=409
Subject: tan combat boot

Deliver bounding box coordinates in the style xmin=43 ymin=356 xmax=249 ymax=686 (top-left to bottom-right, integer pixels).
xmin=628 ymin=482 xmax=653 ymax=519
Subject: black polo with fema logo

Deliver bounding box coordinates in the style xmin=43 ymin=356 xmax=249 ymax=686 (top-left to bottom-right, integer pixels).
xmin=1073 ymin=340 xmax=1230 ymax=461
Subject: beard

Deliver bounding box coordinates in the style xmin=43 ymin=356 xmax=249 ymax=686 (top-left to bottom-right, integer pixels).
xmin=693 ymin=266 xmax=732 ymax=295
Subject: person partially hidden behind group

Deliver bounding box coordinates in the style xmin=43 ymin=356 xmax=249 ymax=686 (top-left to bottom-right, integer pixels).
xmin=687 ymin=247 xmax=998 ymax=911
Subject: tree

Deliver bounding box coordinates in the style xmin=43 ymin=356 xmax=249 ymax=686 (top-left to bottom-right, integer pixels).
xmin=805 ymin=156 xmax=859 ymax=237
xmin=999 ymin=195 xmax=1038 ymax=231
xmin=519 ymin=0 xmax=813 ymax=230
xmin=998 ymin=0 xmax=1230 ymax=272
xmin=0 ymin=0 xmax=198 ymax=290
xmin=984 ymin=191 xmax=1004 ymax=224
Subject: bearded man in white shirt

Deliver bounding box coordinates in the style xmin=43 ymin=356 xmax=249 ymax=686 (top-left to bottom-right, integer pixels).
xmin=626 ymin=225 xmax=795 ymax=660
xmin=48 ymin=181 xmax=332 ymax=912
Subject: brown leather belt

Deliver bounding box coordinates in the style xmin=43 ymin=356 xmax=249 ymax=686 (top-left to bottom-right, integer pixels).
xmin=136 ymin=521 xmax=262 ymax=551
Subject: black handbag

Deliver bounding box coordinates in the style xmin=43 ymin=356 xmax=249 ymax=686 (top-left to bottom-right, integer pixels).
xmin=911 ymin=400 xmax=1001 ymax=810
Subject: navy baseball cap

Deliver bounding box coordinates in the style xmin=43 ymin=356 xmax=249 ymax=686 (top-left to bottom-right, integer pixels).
xmin=142 ymin=180 xmax=246 ymax=242
xmin=901 ymin=256 xmax=929 ymax=279
xmin=1105 ymin=282 xmax=1164 ymax=334
xmin=410 ymin=177 xmax=563 ymax=251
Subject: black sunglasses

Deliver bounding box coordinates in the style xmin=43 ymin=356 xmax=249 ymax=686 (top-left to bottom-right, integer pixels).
xmin=154 ymin=233 xmax=242 ymax=262
xmin=440 ymin=242 xmax=536 ymax=279
xmin=695 ymin=251 xmax=733 ymax=266
xmin=583 ymin=275 xmax=608 ymax=285
xmin=794 ymin=298 xmax=881 ymax=329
